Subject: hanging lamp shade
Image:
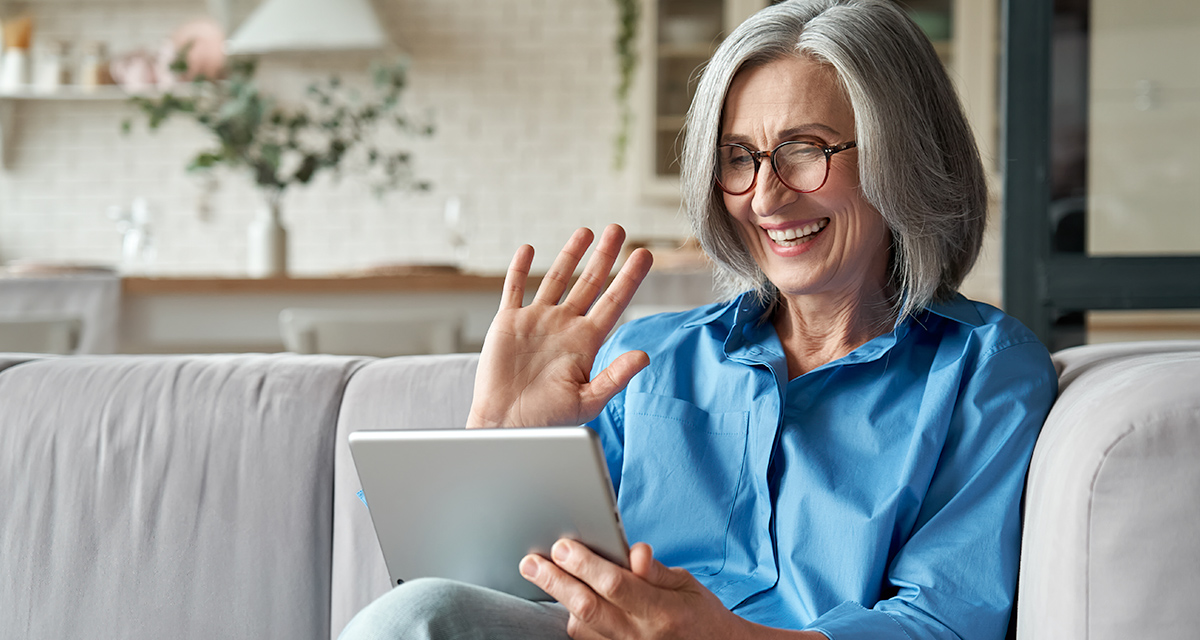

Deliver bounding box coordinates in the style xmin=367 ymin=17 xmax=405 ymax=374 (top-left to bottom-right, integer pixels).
xmin=225 ymin=0 xmax=390 ymax=55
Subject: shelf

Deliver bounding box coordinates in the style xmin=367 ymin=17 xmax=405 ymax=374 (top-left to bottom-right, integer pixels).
xmin=0 ymin=85 xmax=129 ymax=101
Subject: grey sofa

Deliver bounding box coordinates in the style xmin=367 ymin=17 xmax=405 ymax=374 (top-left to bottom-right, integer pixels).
xmin=1 ymin=342 xmax=1198 ymax=640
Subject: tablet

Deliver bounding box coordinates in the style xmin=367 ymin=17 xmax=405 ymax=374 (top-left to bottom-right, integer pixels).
xmin=348 ymin=427 xmax=630 ymax=601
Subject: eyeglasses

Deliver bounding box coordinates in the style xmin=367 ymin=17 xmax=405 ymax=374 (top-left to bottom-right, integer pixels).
xmin=714 ymin=140 xmax=857 ymax=195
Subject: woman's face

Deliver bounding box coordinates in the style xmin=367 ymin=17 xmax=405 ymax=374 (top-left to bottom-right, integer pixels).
xmin=720 ymin=56 xmax=891 ymax=305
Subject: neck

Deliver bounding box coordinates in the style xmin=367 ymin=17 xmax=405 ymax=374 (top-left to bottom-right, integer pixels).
xmin=771 ymin=287 xmax=895 ymax=378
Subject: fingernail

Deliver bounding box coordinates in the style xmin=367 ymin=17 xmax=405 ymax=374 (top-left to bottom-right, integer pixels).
xmin=520 ymin=556 xmax=539 ymax=579
xmin=552 ymin=540 xmax=569 ymax=562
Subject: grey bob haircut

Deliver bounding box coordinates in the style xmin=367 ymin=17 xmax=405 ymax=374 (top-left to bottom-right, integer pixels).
xmin=681 ymin=0 xmax=987 ymax=323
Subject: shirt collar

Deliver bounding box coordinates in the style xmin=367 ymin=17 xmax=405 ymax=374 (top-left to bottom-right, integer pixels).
xmin=684 ymin=291 xmax=984 ymax=373
xmin=922 ymin=292 xmax=986 ymax=327
xmin=686 ymin=288 xmax=984 ymax=369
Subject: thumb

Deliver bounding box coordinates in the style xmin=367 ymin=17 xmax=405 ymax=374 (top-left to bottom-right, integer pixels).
xmin=582 ymin=350 xmax=649 ymax=412
xmin=630 ymin=542 xmax=691 ymax=590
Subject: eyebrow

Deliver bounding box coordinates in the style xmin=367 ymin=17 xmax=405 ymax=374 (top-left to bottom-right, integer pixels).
xmin=719 ymin=123 xmax=844 ymax=145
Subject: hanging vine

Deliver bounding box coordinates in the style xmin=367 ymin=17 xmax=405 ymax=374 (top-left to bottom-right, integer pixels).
xmin=613 ymin=0 xmax=640 ymax=170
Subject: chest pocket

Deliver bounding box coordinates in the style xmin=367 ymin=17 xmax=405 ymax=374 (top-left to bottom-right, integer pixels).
xmin=618 ymin=392 xmax=750 ymax=576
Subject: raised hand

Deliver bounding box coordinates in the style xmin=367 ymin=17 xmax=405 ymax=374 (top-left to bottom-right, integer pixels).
xmin=465 ymin=224 xmax=653 ymax=429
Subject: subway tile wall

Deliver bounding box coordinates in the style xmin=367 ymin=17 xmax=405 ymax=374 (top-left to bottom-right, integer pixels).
xmin=0 ymin=0 xmax=686 ymax=276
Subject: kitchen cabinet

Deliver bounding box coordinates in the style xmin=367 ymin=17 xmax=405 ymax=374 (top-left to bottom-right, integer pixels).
xmin=635 ymin=0 xmax=767 ymax=202
xmin=634 ymin=0 xmax=1000 ymax=202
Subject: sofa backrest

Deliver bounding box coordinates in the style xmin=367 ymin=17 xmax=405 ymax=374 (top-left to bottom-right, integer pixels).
xmin=0 ymin=353 xmax=369 ymax=640
xmin=330 ymin=353 xmax=479 ymax=639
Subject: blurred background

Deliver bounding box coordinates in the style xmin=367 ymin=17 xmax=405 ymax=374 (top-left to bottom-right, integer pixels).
xmin=0 ymin=0 xmax=1196 ymax=354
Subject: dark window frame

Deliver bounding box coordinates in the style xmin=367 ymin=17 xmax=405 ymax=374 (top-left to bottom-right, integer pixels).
xmin=1001 ymin=0 xmax=1200 ymax=351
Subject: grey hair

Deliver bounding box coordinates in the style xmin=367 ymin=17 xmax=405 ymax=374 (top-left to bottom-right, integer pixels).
xmin=681 ymin=0 xmax=987 ymax=323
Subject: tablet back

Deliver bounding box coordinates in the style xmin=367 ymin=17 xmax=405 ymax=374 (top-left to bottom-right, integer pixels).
xmin=348 ymin=427 xmax=629 ymax=601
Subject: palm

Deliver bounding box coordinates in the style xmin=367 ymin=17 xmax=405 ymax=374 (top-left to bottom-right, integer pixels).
xmin=467 ymin=225 xmax=653 ymax=429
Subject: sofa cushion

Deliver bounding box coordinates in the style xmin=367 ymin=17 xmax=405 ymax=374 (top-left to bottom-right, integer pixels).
xmin=0 ymin=354 xmax=368 ymax=640
xmin=1018 ymin=341 xmax=1200 ymax=640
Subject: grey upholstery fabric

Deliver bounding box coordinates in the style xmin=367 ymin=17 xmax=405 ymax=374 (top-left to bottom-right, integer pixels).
xmin=6 ymin=341 xmax=1198 ymax=640
xmin=0 ymin=354 xmax=369 ymax=640
xmin=0 ymin=353 xmax=44 ymax=373
xmin=1018 ymin=341 xmax=1200 ymax=640
xmin=330 ymin=353 xmax=479 ymax=639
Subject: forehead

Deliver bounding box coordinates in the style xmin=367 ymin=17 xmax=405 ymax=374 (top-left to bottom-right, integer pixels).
xmin=720 ymin=55 xmax=854 ymax=142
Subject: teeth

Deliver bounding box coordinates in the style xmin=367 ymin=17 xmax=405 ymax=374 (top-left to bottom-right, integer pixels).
xmin=765 ymin=219 xmax=828 ymax=246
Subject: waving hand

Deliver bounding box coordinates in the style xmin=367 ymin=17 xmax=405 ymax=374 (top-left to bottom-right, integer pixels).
xmin=466 ymin=224 xmax=653 ymax=429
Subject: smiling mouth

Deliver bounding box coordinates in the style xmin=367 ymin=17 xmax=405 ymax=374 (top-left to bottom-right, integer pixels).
xmin=765 ymin=218 xmax=829 ymax=247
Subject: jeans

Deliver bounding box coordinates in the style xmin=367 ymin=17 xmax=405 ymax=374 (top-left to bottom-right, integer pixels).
xmin=338 ymin=578 xmax=572 ymax=640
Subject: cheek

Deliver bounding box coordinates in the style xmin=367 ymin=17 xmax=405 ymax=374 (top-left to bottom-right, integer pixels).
xmin=822 ymin=164 xmax=861 ymax=194
xmin=722 ymin=192 xmax=745 ymax=221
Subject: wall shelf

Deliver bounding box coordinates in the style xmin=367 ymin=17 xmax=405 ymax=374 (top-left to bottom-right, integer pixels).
xmin=0 ymin=85 xmax=129 ymax=101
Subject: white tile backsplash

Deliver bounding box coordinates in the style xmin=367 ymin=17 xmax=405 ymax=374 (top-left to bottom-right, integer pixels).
xmin=0 ymin=0 xmax=686 ymax=276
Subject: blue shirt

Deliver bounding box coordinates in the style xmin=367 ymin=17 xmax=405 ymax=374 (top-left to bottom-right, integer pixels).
xmin=586 ymin=292 xmax=1057 ymax=640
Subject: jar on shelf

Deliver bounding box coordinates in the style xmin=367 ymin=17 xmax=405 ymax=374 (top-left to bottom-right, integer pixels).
xmin=34 ymin=40 xmax=71 ymax=93
xmin=78 ymin=41 xmax=113 ymax=90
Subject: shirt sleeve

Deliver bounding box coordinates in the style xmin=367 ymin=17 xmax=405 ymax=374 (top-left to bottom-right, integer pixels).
xmin=805 ymin=340 xmax=1058 ymax=640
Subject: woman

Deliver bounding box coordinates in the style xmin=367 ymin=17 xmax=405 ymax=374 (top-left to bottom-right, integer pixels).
xmin=341 ymin=0 xmax=1057 ymax=638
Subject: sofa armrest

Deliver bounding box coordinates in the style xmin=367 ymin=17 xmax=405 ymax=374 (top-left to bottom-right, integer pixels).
xmin=1018 ymin=341 xmax=1200 ymax=640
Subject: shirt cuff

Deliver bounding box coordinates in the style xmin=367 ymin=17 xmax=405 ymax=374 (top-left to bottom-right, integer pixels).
xmin=805 ymin=601 xmax=913 ymax=640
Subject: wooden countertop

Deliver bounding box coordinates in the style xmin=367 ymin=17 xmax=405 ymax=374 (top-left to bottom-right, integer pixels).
xmin=121 ymin=270 xmax=517 ymax=295
xmin=119 ymin=245 xmax=711 ymax=296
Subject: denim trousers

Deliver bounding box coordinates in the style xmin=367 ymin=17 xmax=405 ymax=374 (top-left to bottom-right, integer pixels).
xmin=339 ymin=578 xmax=572 ymax=640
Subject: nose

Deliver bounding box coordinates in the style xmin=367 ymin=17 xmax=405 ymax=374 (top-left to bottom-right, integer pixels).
xmin=750 ymin=158 xmax=799 ymax=218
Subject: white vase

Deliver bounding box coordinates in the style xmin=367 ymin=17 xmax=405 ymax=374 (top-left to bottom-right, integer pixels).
xmin=247 ymin=199 xmax=288 ymax=278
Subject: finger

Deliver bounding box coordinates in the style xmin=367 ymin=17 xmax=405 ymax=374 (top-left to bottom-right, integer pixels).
xmin=534 ymin=228 xmax=594 ymax=306
xmin=630 ymin=542 xmax=694 ymax=591
xmin=630 ymin=542 xmax=656 ymax=576
xmin=549 ymin=538 xmax=650 ymax=617
xmin=520 ymin=553 xmax=631 ymax=638
xmin=561 ymin=224 xmax=626 ymax=315
xmin=585 ymin=247 xmax=653 ymax=331
xmin=580 ymin=350 xmax=649 ymax=417
xmin=500 ymin=244 xmax=535 ymax=309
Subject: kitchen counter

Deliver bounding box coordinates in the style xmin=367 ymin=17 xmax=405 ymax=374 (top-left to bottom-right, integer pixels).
xmin=118 ymin=270 xmax=520 ymax=354
xmin=121 ymin=271 xmax=513 ymax=296
xmin=117 ymin=265 xmax=717 ymax=354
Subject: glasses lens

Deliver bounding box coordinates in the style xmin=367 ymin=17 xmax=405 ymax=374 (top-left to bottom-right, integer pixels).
xmin=716 ymin=145 xmax=755 ymax=193
xmin=774 ymin=142 xmax=827 ymax=192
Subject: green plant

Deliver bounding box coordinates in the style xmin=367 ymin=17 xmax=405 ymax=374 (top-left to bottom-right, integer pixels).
xmin=123 ymin=55 xmax=433 ymax=208
xmin=613 ymin=0 xmax=640 ymax=170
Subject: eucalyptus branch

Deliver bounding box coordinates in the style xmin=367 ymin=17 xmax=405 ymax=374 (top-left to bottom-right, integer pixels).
xmin=613 ymin=0 xmax=640 ymax=170
xmin=122 ymin=56 xmax=433 ymax=201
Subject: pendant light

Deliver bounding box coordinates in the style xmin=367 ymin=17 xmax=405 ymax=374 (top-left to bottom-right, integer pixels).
xmin=225 ymin=0 xmax=390 ymax=55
